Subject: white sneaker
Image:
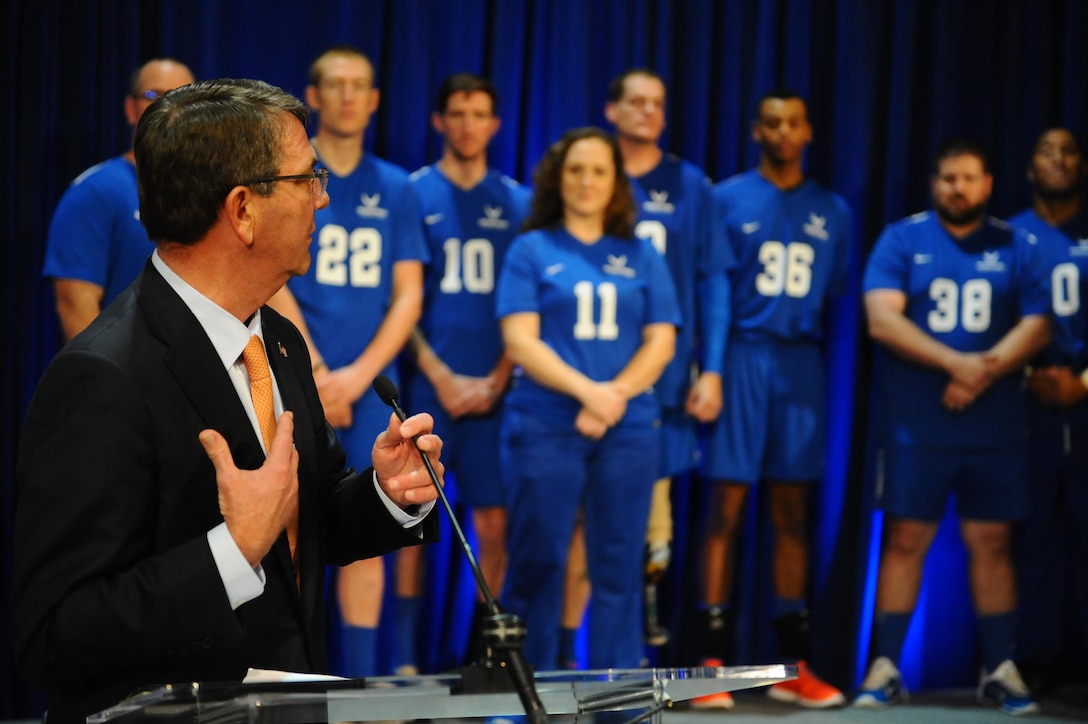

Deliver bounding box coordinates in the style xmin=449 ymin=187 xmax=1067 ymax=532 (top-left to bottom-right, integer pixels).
xmin=853 ymin=656 xmax=907 ymax=709
xmin=978 ymin=659 xmax=1040 ymax=716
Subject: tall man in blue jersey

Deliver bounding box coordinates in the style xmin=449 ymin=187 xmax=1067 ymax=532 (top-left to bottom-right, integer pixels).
xmin=697 ymin=89 xmax=850 ymax=710
xmin=856 ymin=139 xmax=1049 ymax=716
xmin=402 ymin=73 xmax=531 ymax=671
xmin=43 ymin=58 xmax=194 ymax=341
xmin=268 ymin=46 xmax=427 ymax=678
xmin=1009 ymin=128 xmax=1088 ymax=697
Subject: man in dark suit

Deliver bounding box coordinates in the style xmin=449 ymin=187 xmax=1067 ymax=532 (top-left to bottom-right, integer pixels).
xmin=12 ymin=78 xmax=444 ymax=723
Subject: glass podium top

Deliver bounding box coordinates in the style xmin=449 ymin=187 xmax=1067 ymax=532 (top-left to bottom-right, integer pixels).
xmin=89 ymin=664 xmax=795 ymax=722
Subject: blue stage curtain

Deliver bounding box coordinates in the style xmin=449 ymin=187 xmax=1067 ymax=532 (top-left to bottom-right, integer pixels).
xmin=4 ymin=0 xmax=1087 ymax=717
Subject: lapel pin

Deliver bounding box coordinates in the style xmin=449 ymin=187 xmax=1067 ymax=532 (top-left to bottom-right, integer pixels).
xmin=278 ymin=342 xmax=287 ymax=358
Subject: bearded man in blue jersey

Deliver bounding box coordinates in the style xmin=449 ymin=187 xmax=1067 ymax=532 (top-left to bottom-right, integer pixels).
xmin=857 ymin=139 xmax=1049 ymax=716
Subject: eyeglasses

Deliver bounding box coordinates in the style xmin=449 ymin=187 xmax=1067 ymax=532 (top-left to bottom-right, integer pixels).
xmin=242 ymin=168 xmax=330 ymax=197
xmin=131 ymin=89 xmax=168 ymax=101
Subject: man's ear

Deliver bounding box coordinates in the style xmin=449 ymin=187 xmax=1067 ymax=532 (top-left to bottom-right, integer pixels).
xmin=224 ymin=185 xmax=256 ymax=247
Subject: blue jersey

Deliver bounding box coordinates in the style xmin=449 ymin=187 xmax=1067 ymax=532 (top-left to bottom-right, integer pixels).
xmin=496 ymin=228 xmax=681 ymax=428
xmin=715 ymin=170 xmax=851 ymax=342
xmin=864 ymin=212 xmax=1050 ymax=448
xmin=42 ymin=156 xmax=151 ymax=307
xmin=1009 ymin=208 xmax=1088 ymax=371
xmin=632 ymin=155 xmax=733 ymax=408
xmin=287 ymin=154 xmax=428 ymax=375
xmin=409 ymin=165 xmax=531 ymax=376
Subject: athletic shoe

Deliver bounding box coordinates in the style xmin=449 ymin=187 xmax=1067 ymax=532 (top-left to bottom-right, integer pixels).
xmin=767 ymin=660 xmax=845 ymax=708
xmin=978 ymin=659 xmax=1041 ymax=716
xmin=689 ymin=658 xmax=735 ymax=710
xmin=854 ymin=656 xmax=907 ymax=709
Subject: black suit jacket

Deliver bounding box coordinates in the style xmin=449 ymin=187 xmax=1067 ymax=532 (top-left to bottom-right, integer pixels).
xmin=12 ymin=262 xmax=434 ymax=722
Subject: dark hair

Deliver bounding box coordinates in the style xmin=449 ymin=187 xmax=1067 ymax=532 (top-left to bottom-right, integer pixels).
xmin=522 ymin=127 xmax=636 ymax=238
xmin=1032 ymin=127 xmax=1084 ymax=156
xmin=755 ymin=87 xmax=807 ymax=119
xmin=308 ymin=45 xmax=373 ymax=87
xmin=933 ymin=137 xmax=991 ymax=175
xmin=127 ymin=57 xmax=190 ymax=96
xmin=606 ymin=68 xmax=665 ymax=104
xmin=436 ymin=72 xmax=498 ymax=114
xmin=134 ymin=78 xmax=309 ymax=245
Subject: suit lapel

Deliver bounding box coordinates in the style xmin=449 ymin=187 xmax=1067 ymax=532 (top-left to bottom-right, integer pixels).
xmin=137 ymin=263 xmax=303 ymax=605
xmin=262 ymin=316 xmax=319 ymax=614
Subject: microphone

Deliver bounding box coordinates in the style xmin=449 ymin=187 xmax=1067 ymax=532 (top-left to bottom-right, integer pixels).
xmin=373 ymin=376 xmax=548 ymax=724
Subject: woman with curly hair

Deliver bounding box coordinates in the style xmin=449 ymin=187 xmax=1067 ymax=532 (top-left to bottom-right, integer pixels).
xmin=495 ymin=127 xmax=680 ymax=669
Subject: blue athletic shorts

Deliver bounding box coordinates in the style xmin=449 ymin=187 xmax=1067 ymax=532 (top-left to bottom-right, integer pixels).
xmin=335 ymin=390 xmax=396 ymax=470
xmin=701 ymin=338 xmax=825 ymax=483
xmin=879 ymin=441 xmax=1029 ymax=521
xmin=404 ymin=382 xmax=505 ymax=509
xmin=658 ymin=406 xmax=697 ymax=478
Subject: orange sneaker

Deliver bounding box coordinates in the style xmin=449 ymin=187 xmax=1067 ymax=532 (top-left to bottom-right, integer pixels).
xmin=767 ymin=660 xmax=845 ymax=708
xmin=690 ymin=658 xmax=735 ymax=710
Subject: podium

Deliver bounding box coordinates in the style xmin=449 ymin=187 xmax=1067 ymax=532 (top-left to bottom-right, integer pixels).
xmin=89 ymin=664 xmax=795 ymax=723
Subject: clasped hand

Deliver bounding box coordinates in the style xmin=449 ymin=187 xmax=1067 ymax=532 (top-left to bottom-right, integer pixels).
xmin=942 ymin=351 xmax=998 ymax=412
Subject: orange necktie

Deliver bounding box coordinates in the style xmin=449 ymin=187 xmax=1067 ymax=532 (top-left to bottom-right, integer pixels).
xmin=240 ymin=335 xmax=299 ymax=584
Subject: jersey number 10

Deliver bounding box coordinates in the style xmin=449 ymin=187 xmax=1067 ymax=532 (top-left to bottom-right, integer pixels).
xmin=440 ymin=238 xmax=496 ymax=294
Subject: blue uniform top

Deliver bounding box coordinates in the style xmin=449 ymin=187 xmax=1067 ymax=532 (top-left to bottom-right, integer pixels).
xmin=1009 ymin=208 xmax=1088 ymax=371
xmin=496 ymin=227 xmax=682 ymax=428
xmin=42 ymin=156 xmax=151 ymax=307
xmin=714 ymin=169 xmax=852 ymax=343
xmin=287 ymin=153 xmax=428 ymax=377
xmin=633 ymin=155 xmax=733 ymax=408
xmin=864 ymin=212 xmax=1050 ymax=448
xmin=409 ymin=165 xmax=532 ymax=376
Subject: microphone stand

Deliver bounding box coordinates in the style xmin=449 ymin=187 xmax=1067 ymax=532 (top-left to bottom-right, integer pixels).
xmin=374 ymin=377 xmax=548 ymax=723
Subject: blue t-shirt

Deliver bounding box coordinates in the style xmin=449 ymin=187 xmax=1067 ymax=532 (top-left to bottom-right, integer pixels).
xmin=409 ymin=165 xmax=531 ymax=376
xmin=287 ymin=153 xmax=428 ymax=378
xmin=714 ymin=169 xmax=852 ymax=342
xmin=1009 ymin=208 xmax=1088 ymax=371
xmin=496 ymin=227 xmax=682 ymax=428
xmin=864 ymin=212 xmax=1050 ymax=448
xmin=633 ymin=155 xmax=733 ymax=408
xmin=42 ymin=156 xmax=151 ymax=307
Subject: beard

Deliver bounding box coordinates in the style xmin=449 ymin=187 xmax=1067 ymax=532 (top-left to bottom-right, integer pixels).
xmin=935 ymin=197 xmax=987 ymax=227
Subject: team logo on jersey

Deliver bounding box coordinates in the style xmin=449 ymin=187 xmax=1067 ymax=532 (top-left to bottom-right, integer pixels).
xmin=913 ymin=253 xmax=933 ymax=264
xmin=603 ymin=254 xmax=636 ymax=278
xmin=546 ymin=263 xmax=565 ymax=276
xmin=975 ymin=251 xmax=1006 ymax=272
xmin=1071 ymin=238 xmax=1088 ymax=256
xmin=741 ymin=221 xmax=761 ymax=234
xmin=424 ymin=213 xmax=445 ymax=225
xmin=478 ymin=205 xmax=510 ymax=230
xmin=642 ymin=191 xmax=675 ymax=214
xmin=356 ymin=194 xmax=389 ymax=219
xmin=133 ymin=209 xmax=141 ymax=221
xmin=803 ymin=213 xmax=830 ymax=241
